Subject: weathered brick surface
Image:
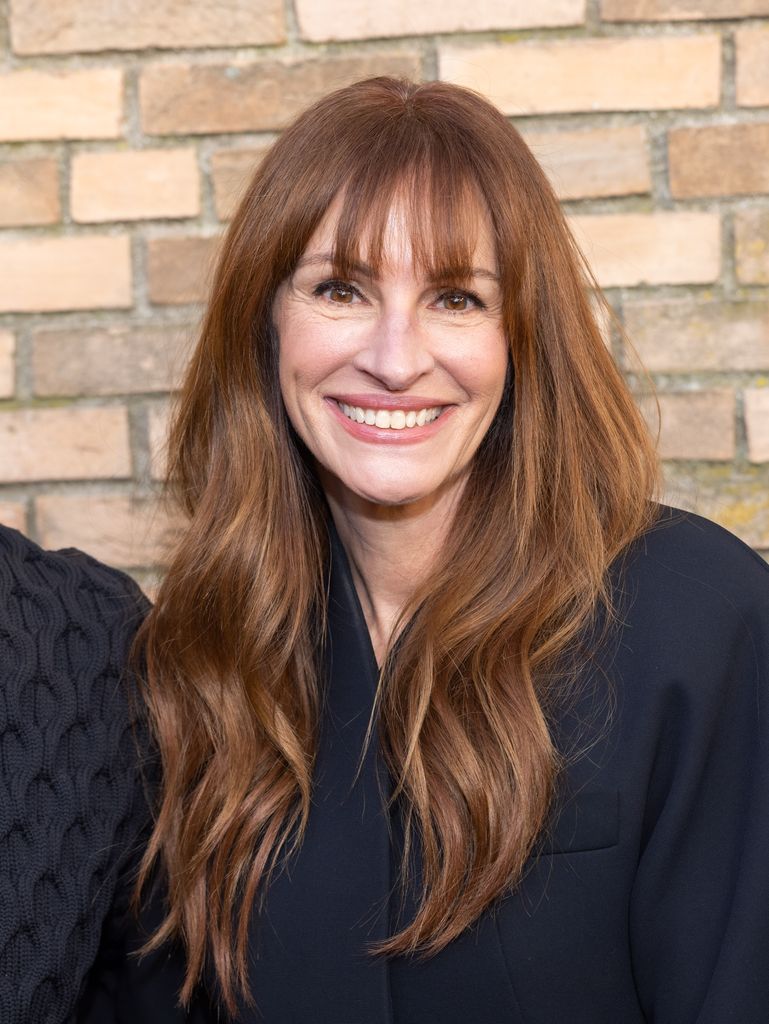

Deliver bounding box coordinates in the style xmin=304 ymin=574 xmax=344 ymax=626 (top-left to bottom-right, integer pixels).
xmin=147 ymin=236 xmax=220 ymax=305
xmin=664 ymin=464 xmax=769 ymax=548
xmin=0 ymin=157 xmax=59 ymax=226
xmin=669 ymin=123 xmax=769 ymax=197
xmin=10 ymin=0 xmax=285 ymax=54
xmin=523 ymin=126 xmax=650 ymax=199
xmin=32 ymin=325 xmax=194 ymax=396
xmin=0 ymin=501 xmax=27 ymax=533
xmin=0 ymin=236 xmax=131 ymax=313
xmin=0 ymin=331 xmax=14 ymax=399
xmin=439 ymin=35 xmax=720 ymax=114
xmin=211 ymin=146 xmax=270 ymax=220
xmin=624 ymin=300 xmax=769 ymax=372
xmin=148 ymin=401 xmax=171 ymax=480
xmin=35 ymin=492 xmax=182 ymax=567
xmin=141 ymin=55 xmax=422 ymax=135
xmin=745 ymin=389 xmax=769 ymax=463
xmin=649 ymin=391 xmax=736 ymax=461
xmin=735 ymin=209 xmax=769 ymax=285
xmin=0 ymin=407 xmax=131 ymax=482
xmin=0 ymin=68 xmax=122 ymax=141
xmin=71 ymin=149 xmax=200 ymax=223
xmin=602 ymin=0 xmax=769 ymax=19
xmin=569 ymin=212 xmax=720 ymax=288
xmin=296 ymin=0 xmax=585 ymax=42
xmin=736 ymin=25 xmax=769 ymax=106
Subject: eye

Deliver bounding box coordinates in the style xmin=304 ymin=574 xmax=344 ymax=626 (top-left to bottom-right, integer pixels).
xmin=313 ymin=279 xmax=359 ymax=305
xmin=436 ymin=290 xmax=485 ymax=313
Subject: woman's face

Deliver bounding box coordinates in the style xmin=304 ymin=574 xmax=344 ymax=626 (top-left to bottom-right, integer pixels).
xmin=273 ymin=196 xmax=509 ymax=511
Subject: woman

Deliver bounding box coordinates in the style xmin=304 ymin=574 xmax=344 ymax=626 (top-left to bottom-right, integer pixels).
xmin=83 ymin=77 xmax=769 ymax=1022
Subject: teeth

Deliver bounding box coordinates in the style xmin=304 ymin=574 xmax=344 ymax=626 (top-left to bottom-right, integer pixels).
xmin=338 ymin=402 xmax=443 ymax=429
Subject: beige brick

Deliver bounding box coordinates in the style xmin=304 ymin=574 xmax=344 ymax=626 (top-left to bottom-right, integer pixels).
xmin=0 ymin=158 xmax=59 ymax=226
xmin=645 ymin=391 xmax=735 ymax=461
xmin=0 ymin=500 xmax=27 ymax=533
xmin=0 ymin=407 xmax=131 ymax=483
xmin=735 ymin=209 xmax=769 ymax=285
xmin=439 ymin=34 xmax=720 ymax=115
xmin=745 ymin=388 xmax=769 ymax=463
xmin=10 ymin=0 xmax=285 ymax=54
xmin=523 ymin=126 xmax=650 ymax=200
xmin=669 ymin=123 xmax=769 ymax=198
xmin=71 ymin=149 xmax=200 ymax=223
xmin=35 ymin=493 xmax=181 ymax=568
xmin=296 ymin=0 xmax=584 ymax=42
xmin=0 ymin=236 xmax=131 ymax=313
xmin=624 ymin=300 xmax=769 ymax=372
xmin=141 ymin=54 xmax=422 ymax=135
xmin=211 ymin=146 xmax=270 ymax=220
xmin=0 ymin=331 xmax=14 ymax=398
xmin=32 ymin=325 xmax=194 ymax=397
xmin=664 ymin=463 xmax=769 ymax=548
xmin=569 ymin=212 xmax=720 ymax=288
xmin=602 ymin=0 xmax=769 ymax=19
xmin=0 ymin=69 xmax=122 ymax=141
xmin=736 ymin=25 xmax=769 ymax=106
xmin=147 ymin=236 xmax=220 ymax=305
xmin=148 ymin=401 xmax=171 ymax=480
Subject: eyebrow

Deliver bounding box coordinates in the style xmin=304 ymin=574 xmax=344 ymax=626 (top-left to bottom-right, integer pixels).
xmin=295 ymin=252 xmax=500 ymax=283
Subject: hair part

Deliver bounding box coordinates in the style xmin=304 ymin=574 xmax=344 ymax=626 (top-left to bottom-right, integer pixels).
xmin=133 ymin=76 xmax=659 ymax=1014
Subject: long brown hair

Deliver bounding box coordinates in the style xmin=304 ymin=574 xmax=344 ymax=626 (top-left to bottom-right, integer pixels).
xmin=134 ymin=77 xmax=659 ymax=1013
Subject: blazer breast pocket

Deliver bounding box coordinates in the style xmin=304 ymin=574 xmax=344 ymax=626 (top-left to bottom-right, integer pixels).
xmin=530 ymin=787 xmax=620 ymax=856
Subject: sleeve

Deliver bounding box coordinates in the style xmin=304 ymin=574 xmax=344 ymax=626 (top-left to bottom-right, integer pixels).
xmin=628 ymin=555 xmax=769 ymax=1023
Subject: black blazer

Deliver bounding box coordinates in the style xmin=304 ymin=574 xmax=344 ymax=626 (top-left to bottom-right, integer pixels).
xmin=79 ymin=506 xmax=769 ymax=1023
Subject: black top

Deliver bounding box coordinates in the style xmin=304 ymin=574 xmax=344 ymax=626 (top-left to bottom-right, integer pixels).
xmin=0 ymin=524 xmax=149 ymax=1024
xmin=83 ymin=506 xmax=769 ymax=1023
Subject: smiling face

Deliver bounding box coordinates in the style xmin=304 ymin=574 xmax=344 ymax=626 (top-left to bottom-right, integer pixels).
xmin=273 ymin=193 xmax=509 ymax=513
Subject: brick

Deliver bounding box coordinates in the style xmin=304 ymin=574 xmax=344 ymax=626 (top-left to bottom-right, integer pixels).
xmin=0 ymin=68 xmax=122 ymax=141
xmin=736 ymin=25 xmax=769 ymax=106
xmin=10 ymin=0 xmax=285 ymax=54
xmin=735 ymin=209 xmax=769 ymax=285
xmin=147 ymin=236 xmax=220 ymax=305
xmin=141 ymin=54 xmax=422 ymax=135
xmin=669 ymin=123 xmax=769 ymax=198
xmin=601 ymin=0 xmax=769 ymax=19
xmin=568 ymin=212 xmax=720 ymax=288
xmin=0 ymin=407 xmax=130 ymax=483
xmin=624 ymin=300 xmax=769 ymax=372
xmin=439 ymin=34 xmax=720 ymax=115
xmin=0 ymin=331 xmax=14 ymax=398
xmin=664 ymin=463 xmax=769 ymax=548
xmin=522 ymin=126 xmax=650 ymax=200
xmin=0 ymin=501 xmax=27 ymax=533
xmin=71 ymin=149 xmax=200 ymax=223
xmin=211 ymin=146 xmax=270 ymax=220
xmin=745 ymin=389 xmax=769 ymax=463
xmin=35 ymin=492 xmax=181 ymax=568
xmin=644 ymin=391 xmax=735 ymax=461
xmin=32 ymin=325 xmax=194 ymax=397
xmin=296 ymin=0 xmax=584 ymax=42
xmin=148 ymin=401 xmax=170 ymax=480
xmin=0 ymin=157 xmax=59 ymax=226
xmin=0 ymin=236 xmax=131 ymax=313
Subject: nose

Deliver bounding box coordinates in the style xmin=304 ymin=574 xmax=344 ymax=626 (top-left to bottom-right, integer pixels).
xmin=352 ymin=309 xmax=435 ymax=391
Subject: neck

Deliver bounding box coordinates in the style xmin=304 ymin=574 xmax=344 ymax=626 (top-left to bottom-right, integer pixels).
xmin=322 ymin=476 xmax=463 ymax=666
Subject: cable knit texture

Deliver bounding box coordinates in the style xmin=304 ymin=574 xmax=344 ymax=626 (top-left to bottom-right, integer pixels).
xmin=0 ymin=524 xmax=150 ymax=1024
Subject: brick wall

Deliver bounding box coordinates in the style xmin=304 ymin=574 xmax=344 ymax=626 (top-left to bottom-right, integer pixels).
xmin=0 ymin=0 xmax=768 ymax=585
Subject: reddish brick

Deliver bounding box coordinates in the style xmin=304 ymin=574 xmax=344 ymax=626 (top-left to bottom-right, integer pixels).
xmin=745 ymin=389 xmax=769 ymax=463
xmin=0 ymin=407 xmax=131 ymax=483
xmin=0 ymin=157 xmax=59 ymax=227
xmin=523 ymin=125 xmax=650 ymax=200
xmin=140 ymin=54 xmax=421 ymax=135
xmin=646 ymin=391 xmax=735 ymax=461
xmin=0 ymin=331 xmax=14 ymax=398
xmin=32 ymin=325 xmax=194 ymax=397
xmin=0 ymin=501 xmax=27 ymax=533
xmin=211 ymin=146 xmax=270 ymax=221
xmin=602 ymin=0 xmax=769 ymax=19
xmin=147 ymin=236 xmax=220 ymax=305
xmin=669 ymin=123 xmax=769 ymax=198
xmin=736 ymin=25 xmax=769 ymax=106
xmin=0 ymin=68 xmax=122 ymax=141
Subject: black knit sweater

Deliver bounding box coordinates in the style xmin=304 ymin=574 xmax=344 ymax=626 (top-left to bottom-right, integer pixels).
xmin=0 ymin=524 xmax=150 ymax=1023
